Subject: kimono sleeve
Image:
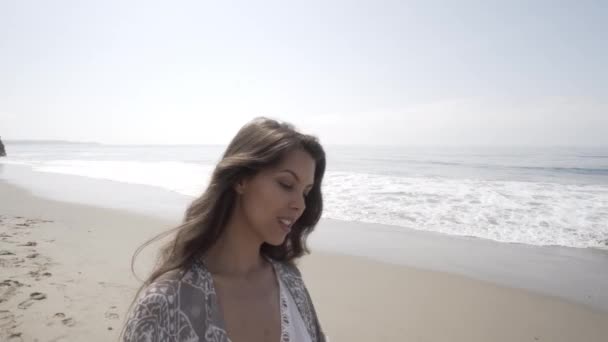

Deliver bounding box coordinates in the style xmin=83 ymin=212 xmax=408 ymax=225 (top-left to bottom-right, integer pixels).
xmin=122 ymin=278 xmax=201 ymax=342
xmin=122 ymin=286 xmax=170 ymax=341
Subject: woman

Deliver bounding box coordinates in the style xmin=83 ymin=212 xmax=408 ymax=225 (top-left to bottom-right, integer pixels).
xmin=121 ymin=117 xmax=327 ymax=342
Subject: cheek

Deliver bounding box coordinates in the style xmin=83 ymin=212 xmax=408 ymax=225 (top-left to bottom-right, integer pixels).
xmin=243 ymin=182 xmax=285 ymax=224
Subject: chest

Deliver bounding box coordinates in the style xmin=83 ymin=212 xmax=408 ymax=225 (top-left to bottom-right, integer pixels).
xmin=213 ymin=273 xmax=283 ymax=342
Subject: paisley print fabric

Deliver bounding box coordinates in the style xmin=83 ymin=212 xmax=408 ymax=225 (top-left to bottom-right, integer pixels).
xmin=123 ymin=257 xmax=325 ymax=342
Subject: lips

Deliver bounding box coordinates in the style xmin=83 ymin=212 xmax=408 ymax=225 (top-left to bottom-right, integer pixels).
xmin=277 ymin=217 xmax=294 ymax=233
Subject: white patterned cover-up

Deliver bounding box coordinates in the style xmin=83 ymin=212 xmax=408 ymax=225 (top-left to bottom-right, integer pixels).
xmin=122 ymin=257 xmax=325 ymax=342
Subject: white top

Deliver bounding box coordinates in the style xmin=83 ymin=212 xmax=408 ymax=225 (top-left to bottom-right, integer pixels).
xmin=279 ymin=276 xmax=314 ymax=342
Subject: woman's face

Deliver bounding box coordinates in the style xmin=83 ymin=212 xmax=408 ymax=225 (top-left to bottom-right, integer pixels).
xmin=236 ymin=149 xmax=316 ymax=246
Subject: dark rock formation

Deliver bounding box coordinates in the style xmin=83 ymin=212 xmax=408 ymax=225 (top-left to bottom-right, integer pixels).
xmin=0 ymin=136 xmax=5 ymax=157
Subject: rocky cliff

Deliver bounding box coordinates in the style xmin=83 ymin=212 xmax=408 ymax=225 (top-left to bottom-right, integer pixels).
xmin=0 ymin=136 xmax=6 ymax=157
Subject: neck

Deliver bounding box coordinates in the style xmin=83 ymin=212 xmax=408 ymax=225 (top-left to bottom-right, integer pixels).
xmin=203 ymin=210 xmax=267 ymax=278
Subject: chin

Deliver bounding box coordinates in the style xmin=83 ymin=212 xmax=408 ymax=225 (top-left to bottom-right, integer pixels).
xmin=265 ymin=234 xmax=288 ymax=247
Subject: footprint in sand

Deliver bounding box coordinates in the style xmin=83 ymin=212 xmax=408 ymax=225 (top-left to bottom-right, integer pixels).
xmin=47 ymin=312 xmax=75 ymax=328
xmin=30 ymin=292 xmax=46 ymax=300
xmin=27 ymin=269 xmax=52 ymax=281
xmin=52 ymin=312 xmax=73 ymax=325
xmin=17 ymin=292 xmax=47 ymax=309
xmin=105 ymin=304 xmax=120 ymax=320
xmin=0 ymin=279 xmax=25 ymax=287
xmin=7 ymin=332 xmax=23 ymax=342
xmin=61 ymin=317 xmax=76 ymax=327
xmin=0 ymin=310 xmax=16 ymax=330
xmin=105 ymin=311 xmax=120 ymax=320
xmin=0 ymin=310 xmax=22 ymax=342
xmin=0 ymin=280 xmax=25 ymax=303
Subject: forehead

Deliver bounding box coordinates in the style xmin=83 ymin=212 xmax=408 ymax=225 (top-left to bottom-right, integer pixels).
xmin=271 ymin=149 xmax=316 ymax=180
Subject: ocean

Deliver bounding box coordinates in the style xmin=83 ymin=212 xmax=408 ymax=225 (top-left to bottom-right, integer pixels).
xmin=2 ymin=142 xmax=607 ymax=250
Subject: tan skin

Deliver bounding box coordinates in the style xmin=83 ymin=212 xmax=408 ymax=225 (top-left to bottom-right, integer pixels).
xmin=203 ymin=149 xmax=316 ymax=342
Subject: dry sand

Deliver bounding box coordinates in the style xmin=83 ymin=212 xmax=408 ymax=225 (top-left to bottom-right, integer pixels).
xmin=1 ymin=181 xmax=607 ymax=341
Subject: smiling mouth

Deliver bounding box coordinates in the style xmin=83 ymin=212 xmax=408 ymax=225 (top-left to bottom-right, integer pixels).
xmin=277 ymin=218 xmax=293 ymax=232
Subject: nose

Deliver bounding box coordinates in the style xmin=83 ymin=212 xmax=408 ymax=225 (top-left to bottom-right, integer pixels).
xmin=290 ymin=192 xmax=306 ymax=215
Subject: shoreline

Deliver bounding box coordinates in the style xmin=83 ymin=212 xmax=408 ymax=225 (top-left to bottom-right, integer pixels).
xmin=3 ymin=161 xmax=607 ymax=250
xmin=1 ymin=163 xmax=607 ymax=312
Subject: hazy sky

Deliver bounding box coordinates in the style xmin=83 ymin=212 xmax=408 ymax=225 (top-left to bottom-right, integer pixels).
xmin=1 ymin=0 xmax=606 ymax=146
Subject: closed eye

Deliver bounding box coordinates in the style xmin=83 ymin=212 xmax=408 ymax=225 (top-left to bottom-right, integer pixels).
xmin=279 ymin=181 xmax=293 ymax=190
xmin=279 ymin=181 xmax=310 ymax=199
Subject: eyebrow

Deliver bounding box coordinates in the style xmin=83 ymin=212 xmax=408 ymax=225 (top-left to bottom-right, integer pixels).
xmin=280 ymin=169 xmax=313 ymax=188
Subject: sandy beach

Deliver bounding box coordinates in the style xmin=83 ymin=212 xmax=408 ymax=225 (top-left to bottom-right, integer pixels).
xmin=1 ymin=180 xmax=608 ymax=341
xmin=3 ymin=0 xmax=607 ymax=339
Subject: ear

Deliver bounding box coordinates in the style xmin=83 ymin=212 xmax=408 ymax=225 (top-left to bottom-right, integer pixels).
xmin=233 ymin=178 xmax=247 ymax=195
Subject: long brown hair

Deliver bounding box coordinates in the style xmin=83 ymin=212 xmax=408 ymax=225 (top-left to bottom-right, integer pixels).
xmin=121 ymin=117 xmax=325 ymax=337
